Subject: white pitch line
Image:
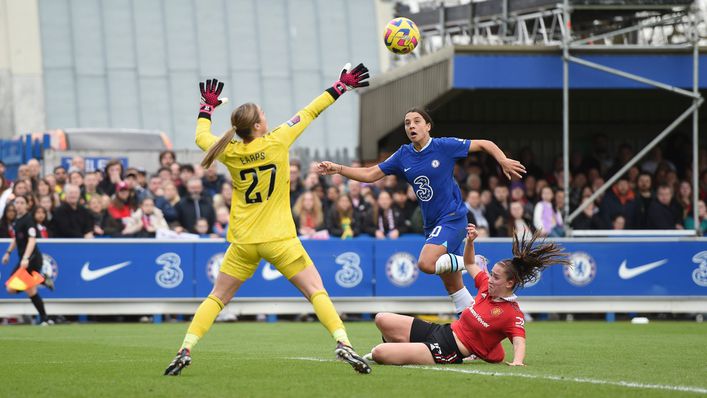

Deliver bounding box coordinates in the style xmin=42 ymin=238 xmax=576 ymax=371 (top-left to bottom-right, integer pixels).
xmin=285 ymin=357 xmax=707 ymax=395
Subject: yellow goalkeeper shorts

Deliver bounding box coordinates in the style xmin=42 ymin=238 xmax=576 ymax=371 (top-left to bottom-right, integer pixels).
xmin=219 ymin=238 xmax=313 ymax=281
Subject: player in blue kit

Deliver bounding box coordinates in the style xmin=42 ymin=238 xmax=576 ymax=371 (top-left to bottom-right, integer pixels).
xmin=318 ymin=108 xmax=525 ymax=313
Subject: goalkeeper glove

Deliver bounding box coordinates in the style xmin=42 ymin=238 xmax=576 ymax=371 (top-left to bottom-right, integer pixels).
xmin=328 ymin=63 xmax=370 ymax=99
xmin=198 ymin=78 xmax=228 ymax=119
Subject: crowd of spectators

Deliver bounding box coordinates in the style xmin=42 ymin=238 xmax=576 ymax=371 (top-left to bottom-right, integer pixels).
xmin=1 ymin=134 xmax=706 ymax=240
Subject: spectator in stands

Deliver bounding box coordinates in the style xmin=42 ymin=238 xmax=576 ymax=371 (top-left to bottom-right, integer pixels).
xmin=684 ymin=200 xmax=707 ymax=235
xmin=290 ymin=161 xmax=305 ymax=205
xmin=485 ymin=185 xmax=510 ymax=237
xmin=212 ymin=181 xmax=232 ymax=210
xmin=641 ymin=146 xmax=675 ymax=176
xmin=202 ymin=164 xmax=225 ymax=197
xmin=37 ymin=196 xmax=54 ymax=221
xmin=324 ymin=185 xmax=341 ymax=216
xmin=52 ymin=184 xmax=94 ymax=238
xmin=465 ymin=173 xmax=482 ymax=193
xmin=0 ymin=175 xmax=11 ymax=216
xmin=194 ymin=217 xmax=211 ymax=238
xmin=12 ymin=180 xmax=30 ymax=200
xmin=158 ymin=182 xmax=180 ymax=223
xmin=70 ymin=155 xmax=85 ymax=173
xmin=0 ymin=203 xmax=16 ymax=238
xmin=177 ymin=164 xmax=195 ymax=198
xmin=26 ymin=159 xmax=41 ymax=190
xmin=646 ymin=185 xmax=682 ymax=229
xmin=49 ymin=166 xmax=68 ymax=195
xmin=570 ymin=196 xmax=607 ymax=230
xmin=700 ymin=170 xmax=707 ymax=202
xmin=68 ymin=170 xmax=86 ymax=202
xmin=0 ymin=160 xmax=5 ymax=178
xmin=627 ymin=165 xmax=640 ymax=190
xmin=157 ymin=167 xmax=173 ymax=185
xmin=533 ymin=187 xmax=564 ymax=237
xmin=392 ymin=185 xmax=415 ymax=232
xmin=569 ymin=173 xmax=587 ymax=211
xmin=212 ymin=206 xmax=230 ymax=238
xmin=108 ymin=181 xmax=135 ymax=222
xmin=676 ymin=181 xmax=693 ymax=220
xmin=612 ymin=214 xmax=626 ymax=230
xmin=87 ymin=196 xmax=122 ymax=237
xmin=99 ymin=159 xmax=123 ymax=197
xmin=146 ymin=175 xmax=164 ymax=199
xmin=464 ymin=190 xmax=489 ymax=232
xmin=523 ymin=175 xmax=538 ymax=205
xmin=16 ymin=164 xmax=30 ymax=182
xmin=347 ymin=179 xmax=369 ymax=215
xmin=33 ymin=206 xmax=52 ymax=238
xmin=555 ymin=189 xmax=566 ymax=218
xmin=122 ymin=197 xmax=168 ymax=238
xmin=599 ymin=177 xmax=635 ymax=228
xmin=509 ymin=201 xmax=532 ymax=240
xmin=175 ymin=177 xmax=215 ymax=234
xmin=373 ymin=190 xmax=407 ymax=239
xmin=510 ymin=182 xmax=533 ymax=219
xmin=159 ymin=150 xmax=176 ymax=168
xmin=326 ymin=194 xmax=359 ymax=239
xmin=606 ymin=143 xmax=635 ymax=179
xmin=292 ymin=191 xmax=325 ymax=238
xmin=125 ymin=168 xmax=148 ymax=204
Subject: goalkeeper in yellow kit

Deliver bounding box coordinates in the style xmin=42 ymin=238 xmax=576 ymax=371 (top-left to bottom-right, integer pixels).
xmin=164 ymin=63 xmax=371 ymax=375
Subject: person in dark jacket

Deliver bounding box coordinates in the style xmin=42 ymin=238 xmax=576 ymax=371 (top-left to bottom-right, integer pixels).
xmin=175 ymin=178 xmax=215 ymax=234
xmin=87 ymin=196 xmax=123 ymax=237
xmin=646 ymin=185 xmax=683 ymax=229
xmin=52 ymin=184 xmax=94 ymax=238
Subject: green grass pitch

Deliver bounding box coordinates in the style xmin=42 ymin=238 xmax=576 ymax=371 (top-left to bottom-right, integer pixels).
xmin=1 ymin=321 xmax=705 ymax=397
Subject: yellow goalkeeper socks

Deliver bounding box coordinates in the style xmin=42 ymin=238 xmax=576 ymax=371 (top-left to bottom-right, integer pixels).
xmin=181 ymin=294 xmax=224 ymax=350
xmin=310 ymin=290 xmax=350 ymax=346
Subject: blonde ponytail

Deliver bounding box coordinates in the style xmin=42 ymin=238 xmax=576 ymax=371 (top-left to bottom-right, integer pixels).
xmin=201 ymin=102 xmax=260 ymax=168
xmin=201 ymin=127 xmax=236 ymax=168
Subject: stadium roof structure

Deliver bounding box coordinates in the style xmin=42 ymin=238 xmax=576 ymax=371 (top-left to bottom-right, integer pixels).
xmin=360 ymin=0 xmax=704 ymax=236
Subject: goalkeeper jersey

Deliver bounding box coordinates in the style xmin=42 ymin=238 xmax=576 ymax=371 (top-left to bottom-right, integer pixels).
xmin=196 ymin=91 xmax=335 ymax=244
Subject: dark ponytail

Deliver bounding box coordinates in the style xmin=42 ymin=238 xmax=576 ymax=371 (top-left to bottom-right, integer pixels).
xmin=504 ymin=230 xmax=571 ymax=290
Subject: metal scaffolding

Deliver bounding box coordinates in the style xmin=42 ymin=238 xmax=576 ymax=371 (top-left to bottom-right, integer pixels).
xmin=396 ymin=0 xmax=704 ymax=236
xmin=559 ymin=1 xmax=703 ymax=237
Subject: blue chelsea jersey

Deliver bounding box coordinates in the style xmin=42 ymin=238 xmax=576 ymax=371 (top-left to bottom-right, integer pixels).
xmin=379 ymin=137 xmax=470 ymax=228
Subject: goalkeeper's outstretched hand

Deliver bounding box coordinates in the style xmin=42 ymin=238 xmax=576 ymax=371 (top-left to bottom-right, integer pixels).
xmin=198 ymin=78 xmax=229 ymax=119
xmin=330 ymin=63 xmax=370 ymax=97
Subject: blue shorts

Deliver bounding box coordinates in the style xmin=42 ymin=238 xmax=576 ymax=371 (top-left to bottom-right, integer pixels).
xmin=423 ymin=214 xmax=467 ymax=256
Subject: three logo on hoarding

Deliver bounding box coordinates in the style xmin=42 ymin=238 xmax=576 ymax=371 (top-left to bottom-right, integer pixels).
xmin=692 ymin=251 xmax=707 ymax=287
xmin=334 ymin=252 xmax=363 ymax=288
xmin=155 ymin=253 xmax=183 ymax=289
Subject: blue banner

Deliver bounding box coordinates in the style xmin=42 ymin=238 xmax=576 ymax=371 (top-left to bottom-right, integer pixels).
xmin=60 ymin=156 xmax=128 ymax=173
xmin=0 ymin=238 xmax=705 ymax=300
xmin=453 ymin=54 xmax=707 ymax=89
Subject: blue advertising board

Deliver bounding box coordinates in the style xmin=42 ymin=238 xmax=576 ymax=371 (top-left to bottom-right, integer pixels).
xmin=60 ymin=156 xmax=128 ymax=173
xmin=453 ymin=53 xmax=707 ymax=89
xmin=0 ymin=238 xmax=705 ymax=300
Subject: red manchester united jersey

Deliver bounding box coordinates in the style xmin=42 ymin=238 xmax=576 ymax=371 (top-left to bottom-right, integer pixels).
xmin=451 ymin=272 xmax=526 ymax=362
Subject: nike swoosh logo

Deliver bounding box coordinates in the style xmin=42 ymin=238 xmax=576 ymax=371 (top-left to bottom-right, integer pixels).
xmin=404 ymin=168 xmax=411 ymax=172
xmin=261 ymin=262 xmax=283 ymax=281
xmin=81 ymin=261 xmax=132 ymax=281
xmin=618 ymin=259 xmax=668 ymax=279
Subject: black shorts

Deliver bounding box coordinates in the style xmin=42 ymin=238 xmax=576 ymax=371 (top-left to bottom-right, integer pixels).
xmin=12 ymin=255 xmax=43 ymax=275
xmin=410 ymin=318 xmax=464 ymax=364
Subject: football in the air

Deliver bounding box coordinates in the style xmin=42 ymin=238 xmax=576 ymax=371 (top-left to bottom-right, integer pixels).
xmin=383 ymin=17 xmax=420 ymax=54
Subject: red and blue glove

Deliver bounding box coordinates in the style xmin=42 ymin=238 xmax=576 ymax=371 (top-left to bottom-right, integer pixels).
xmin=198 ymin=78 xmax=228 ymax=119
xmin=327 ymin=63 xmax=370 ymax=100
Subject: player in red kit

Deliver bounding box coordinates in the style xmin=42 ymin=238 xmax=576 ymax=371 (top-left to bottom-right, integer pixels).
xmin=369 ymin=223 xmax=569 ymax=366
